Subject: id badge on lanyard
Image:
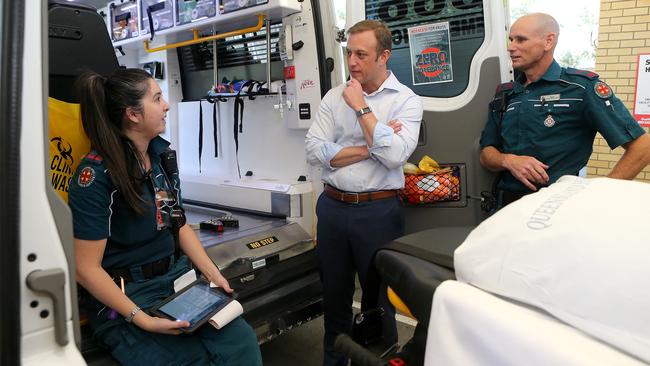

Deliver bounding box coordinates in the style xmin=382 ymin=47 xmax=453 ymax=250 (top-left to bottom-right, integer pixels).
xmin=154 ymin=186 xmax=176 ymax=230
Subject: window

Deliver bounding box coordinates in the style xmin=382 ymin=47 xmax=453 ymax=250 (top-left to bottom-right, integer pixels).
xmin=366 ymin=0 xmax=485 ymax=98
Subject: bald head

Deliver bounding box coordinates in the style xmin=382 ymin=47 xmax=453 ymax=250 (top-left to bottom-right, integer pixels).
xmin=514 ymin=13 xmax=560 ymax=46
xmin=508 ymin=13 xmax=560 ymax=80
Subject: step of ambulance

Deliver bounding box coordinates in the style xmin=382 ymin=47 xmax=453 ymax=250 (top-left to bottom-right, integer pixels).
xmin=375 ymin=226 xmax=474 ymax=324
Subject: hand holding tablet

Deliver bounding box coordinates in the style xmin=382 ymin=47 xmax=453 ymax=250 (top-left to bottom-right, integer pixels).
xmin=151 ymin=278 xmax=234 ymax=333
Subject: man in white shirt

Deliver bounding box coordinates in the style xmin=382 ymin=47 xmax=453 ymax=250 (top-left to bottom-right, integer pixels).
xmin=306 ymin=19 xmax=423 ymax=366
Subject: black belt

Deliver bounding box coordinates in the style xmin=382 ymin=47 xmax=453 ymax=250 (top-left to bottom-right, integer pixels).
xmin=106 ymin=256 xmax=171 ymax=283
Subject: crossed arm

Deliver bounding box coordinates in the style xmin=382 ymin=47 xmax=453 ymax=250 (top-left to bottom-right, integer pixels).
xmin=329 ymin=120 xmax=403 ymax=168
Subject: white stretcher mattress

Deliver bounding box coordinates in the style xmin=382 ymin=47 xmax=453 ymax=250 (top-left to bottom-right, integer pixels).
xmin=425 ymin=281 xmax=646 ymax=366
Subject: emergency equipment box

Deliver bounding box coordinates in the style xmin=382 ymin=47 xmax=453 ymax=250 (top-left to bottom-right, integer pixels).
xmin=140 ymin=0 xmax=175 ymax=36
xmin=218 ymin=0 xmax=269 ymax=14
xmin=109 ymin=0 xmax=141 ymax=41
xmin=175 ymin=0 xmax=216 ymax=25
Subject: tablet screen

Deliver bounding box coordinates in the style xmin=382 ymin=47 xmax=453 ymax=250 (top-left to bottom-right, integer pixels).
xmin=158 ymin=281 xmax=229 ymax=327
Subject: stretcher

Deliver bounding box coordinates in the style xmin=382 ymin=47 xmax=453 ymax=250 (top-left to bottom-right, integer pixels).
xmin=336 ymin=226 xmax=471 ymax=366
xmin=426 ymin=281 xmax=647 ymax=366
xmin=339 ymin=224 xmax=650 ymax=366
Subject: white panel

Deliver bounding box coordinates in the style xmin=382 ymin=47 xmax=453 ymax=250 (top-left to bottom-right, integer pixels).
xmin=20 ymin=0 xmax=82 ymax=362
xmin=283 ymin=1 xmax=322 ymax=129
xmin=177 ymin=98 xmax=309 ymax=184
xmin=22 ymin=324 xmax=86 ymax=366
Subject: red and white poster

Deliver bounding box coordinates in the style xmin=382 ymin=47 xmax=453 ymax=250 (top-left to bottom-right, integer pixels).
xmin=408 ymin=22 xmax=453 ymax=85
xmin=633 ymin=53 xmax=650 ymax=126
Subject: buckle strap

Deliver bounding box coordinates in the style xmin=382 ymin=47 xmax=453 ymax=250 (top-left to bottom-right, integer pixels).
xmin=106 ymin=256 xmax=171 ymax=283
xmin=324 ymin=184 xmax=397 ymax=204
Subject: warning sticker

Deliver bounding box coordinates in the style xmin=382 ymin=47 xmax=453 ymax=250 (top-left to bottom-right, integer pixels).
xmin=246 ymin=236 xmax=279 ymax=250
xmin=408 ymin=22 xmax=453 ymax=85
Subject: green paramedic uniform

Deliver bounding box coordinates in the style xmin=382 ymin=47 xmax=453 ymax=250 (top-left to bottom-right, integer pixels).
xmin=480 ymin=60 xmax=646 ymax=195
xmin=68 ymin=136 xmax=262 ymax=366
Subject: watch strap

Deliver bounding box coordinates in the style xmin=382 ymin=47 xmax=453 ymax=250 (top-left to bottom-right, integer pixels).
xmin=125 ymin=306 xmax=141 ymax=323
xmin=356 ymin=106 xmax=372 ymax=118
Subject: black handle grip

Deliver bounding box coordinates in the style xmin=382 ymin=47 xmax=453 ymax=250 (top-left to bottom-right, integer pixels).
xmin=334 ymin=334 xmax=386 ymax=366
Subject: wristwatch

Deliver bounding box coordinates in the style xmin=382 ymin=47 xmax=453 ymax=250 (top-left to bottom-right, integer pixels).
xmin=355 ymin=106 xmax=372 ymax=118
xmin=125 ymin=306 xmax=141 ymax=323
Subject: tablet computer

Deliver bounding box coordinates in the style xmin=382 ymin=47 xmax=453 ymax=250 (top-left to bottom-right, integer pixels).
xmin=151 ymin=278 xmax=233 ymax=333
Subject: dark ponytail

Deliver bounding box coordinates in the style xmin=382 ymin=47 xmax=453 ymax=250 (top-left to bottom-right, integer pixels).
xmin=76 ymin=69 xmax=153 ymax=215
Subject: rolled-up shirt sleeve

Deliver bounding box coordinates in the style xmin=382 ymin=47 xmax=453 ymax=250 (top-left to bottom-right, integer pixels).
xmin=306 ymin=91 xmax=344 ymax=170
xmin=368 ymin=93 xmax=423 ymax=169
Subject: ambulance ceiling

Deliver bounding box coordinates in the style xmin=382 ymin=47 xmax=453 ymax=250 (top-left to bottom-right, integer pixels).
xmin=66 ymin=0 xmax=111 ymax=11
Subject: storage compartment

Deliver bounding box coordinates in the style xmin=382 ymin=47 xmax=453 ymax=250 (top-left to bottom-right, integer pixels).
xmin=175 ymin=0 xmax=217 ymax=25
xmin=401 ymin=164 xmax=465 ymax=206
xmin=140 ymin=0 xmax=175 ymax=35
xmin=219 ymin=0 xmax=269 ymax=14
xmin=110 ymin=0 xmax=140 ymax=41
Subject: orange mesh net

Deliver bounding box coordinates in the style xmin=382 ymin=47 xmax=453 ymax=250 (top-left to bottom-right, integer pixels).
xmin=401 ymin=166 xmax=460 ymax=204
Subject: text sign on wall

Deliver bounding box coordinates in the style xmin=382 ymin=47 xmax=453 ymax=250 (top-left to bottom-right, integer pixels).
xmin=633 ymin=53 xmax=650 ymax=126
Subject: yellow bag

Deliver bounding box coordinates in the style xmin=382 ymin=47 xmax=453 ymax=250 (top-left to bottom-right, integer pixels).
xmin=48 ymin=97 xmax=90 ymax=202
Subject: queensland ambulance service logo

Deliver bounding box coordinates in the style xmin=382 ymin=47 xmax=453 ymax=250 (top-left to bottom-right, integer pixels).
xmin=78 ymin=166 xmax=96 ymax=188
xmin=50 ymin=136 xmax=74 ymax=192
xmin=594 ymin=82 xmax=613 ymax=99
xmin=408 ymin=22 xmax=453 ymax=85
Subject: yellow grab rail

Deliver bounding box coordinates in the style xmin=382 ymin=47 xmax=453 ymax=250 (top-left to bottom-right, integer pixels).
xmin=143 ymin=14 xmax=266 ymax=53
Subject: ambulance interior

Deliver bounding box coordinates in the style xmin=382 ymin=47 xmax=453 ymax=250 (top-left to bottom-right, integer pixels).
xmin=49 ymin=0 xmax=329 ymax=356
xmin=13 ymin=0 xmax=650 ymax=365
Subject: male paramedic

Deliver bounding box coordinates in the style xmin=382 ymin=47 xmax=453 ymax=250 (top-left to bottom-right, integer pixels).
xmin=480 ymin=13 xmax=650 ymax=207
xmin=305 ymin=20 xmax=423 ymax=366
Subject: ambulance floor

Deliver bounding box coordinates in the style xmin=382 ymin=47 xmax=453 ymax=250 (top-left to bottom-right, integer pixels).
xmin=261 ymin=309 xmax=416 ymax=365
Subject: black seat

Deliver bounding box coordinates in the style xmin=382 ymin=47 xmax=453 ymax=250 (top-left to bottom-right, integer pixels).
xmin=49 ymin=0 xmax=119 ymax=103
xmin=48 ymin=2 xmax=119 ymax=364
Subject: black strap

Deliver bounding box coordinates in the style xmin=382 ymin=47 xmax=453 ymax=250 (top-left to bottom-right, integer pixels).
xmin=198 ymin=101 xmax=203 ymax=173
xmin=485 ymin=87 xmax=513 ymax=212
xmin=146 ymin=2 xmax=165 ymax=41
xmin=213 ymin=100 xmax=218 ymax=157
xmin=233 ymin=81 xmax=253 ymax=179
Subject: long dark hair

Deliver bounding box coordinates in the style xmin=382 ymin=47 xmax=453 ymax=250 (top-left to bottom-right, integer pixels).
xmin=76 ymin=68 xmax=153 ymax=214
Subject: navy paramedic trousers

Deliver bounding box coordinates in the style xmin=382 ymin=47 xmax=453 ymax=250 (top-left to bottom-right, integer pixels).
xmin=316 ymin=193 xmax=403 ymax=366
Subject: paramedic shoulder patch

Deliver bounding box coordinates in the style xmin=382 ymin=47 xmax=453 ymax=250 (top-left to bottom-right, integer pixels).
xmin=594 ymin=82 xmax=613 ymax=99
xmin=78 ymin=166 xmax=95 ymax=187
xmin=247 ymin=236 xmax=278 ymax=250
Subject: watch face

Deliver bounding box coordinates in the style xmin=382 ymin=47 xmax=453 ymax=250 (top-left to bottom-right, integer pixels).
xmin=356 ymin=107 xmax=371 ymax=117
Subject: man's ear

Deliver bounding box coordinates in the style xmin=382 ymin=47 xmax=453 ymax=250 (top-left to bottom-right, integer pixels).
xmin=544 ymin=32 xmax=557 ymax=51
xmin=124 ymin=107 xmax=140 ymax=124
xmin=379 ymin=49 xmax=391 ymax=65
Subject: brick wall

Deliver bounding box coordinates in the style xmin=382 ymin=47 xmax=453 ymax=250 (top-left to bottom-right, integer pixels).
xmin=588 ymin=0 xmax=650 ymax=182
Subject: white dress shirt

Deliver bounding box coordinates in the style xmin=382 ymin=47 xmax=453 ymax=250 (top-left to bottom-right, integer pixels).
xmin=306 ymin=71 xmax=423 ymax=192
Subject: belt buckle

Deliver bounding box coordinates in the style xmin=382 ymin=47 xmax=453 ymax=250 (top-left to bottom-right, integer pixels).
xmin=343 ymin=192 xmax=359 ymax=204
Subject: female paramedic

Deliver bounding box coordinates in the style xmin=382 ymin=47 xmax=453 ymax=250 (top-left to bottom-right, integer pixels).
xmin=68 ymin=68 xmax=262 ymax=365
